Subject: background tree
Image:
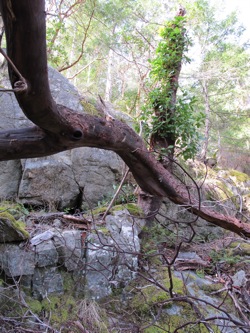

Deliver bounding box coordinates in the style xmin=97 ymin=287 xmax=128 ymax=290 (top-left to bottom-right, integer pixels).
xmin=179 ymin=0 xmax=250 ymax=169
xmin=140 ymin=8 xmax=204 ymax=166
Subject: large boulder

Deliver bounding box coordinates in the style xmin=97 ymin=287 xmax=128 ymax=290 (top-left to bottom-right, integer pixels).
xmin=0 ymin=67 xmax=124 ymax=209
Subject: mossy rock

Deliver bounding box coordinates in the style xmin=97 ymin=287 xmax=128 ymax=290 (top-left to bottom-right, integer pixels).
xmin=131 ymin=275 xmax=185 ymax=315
xmin=227 ymin=169 xmax=250 ymax=183
xmin=0 ymin=201 xmax=29 ymax=219
xmin=0 ymin=211 xmax=29 ymax=242
xmin=0 ymin=287 xmax=26 ymax=317
xmin=205 ymin=178 xmax=234 ymax=202
xmin=88 ymin=203 xmax=143 ymax=218
xmin=81 ymin=99 xmax=101 ymax=116
xmin=26 ymin=298 xmax=43 ymax=314
xmin=111 ymin=203 xmax=143 ymax=217
xmin=229 ymin=241 xmax=250 ymax=256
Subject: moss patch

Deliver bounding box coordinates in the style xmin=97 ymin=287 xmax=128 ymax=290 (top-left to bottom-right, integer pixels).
xmin=41 ymin=294 xmax=78 ymax=325
xmin=81 ymin=99 xmax=101 ymax=116
xmin=0 ymin=211 xmax=29 ymax=241
xmin=87 ymin=203 xmax=143 ymax=218
xmin=27 ymin=298 xmax=43 ymax=313
xmin=205 ymin=179 xmax=234 ymax=202
xmin=228 ymin=170 xmax=250 ymax=183
xmin=229 ymin=241 xmax=250 ymax=256
xmin=0 ymin=201 xmax=29 ymax=219
xmin=112 ymin=203 xmax=143 ymax=216
xmin=131 ymin=274 xmax=185 ymax=315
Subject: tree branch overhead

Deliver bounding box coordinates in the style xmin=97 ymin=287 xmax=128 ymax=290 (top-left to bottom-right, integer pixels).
xmin=0 ymin=0 xmax=249 ymax=238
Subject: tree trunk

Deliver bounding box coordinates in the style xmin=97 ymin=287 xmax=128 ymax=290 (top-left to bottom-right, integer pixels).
xmin=200 ymin=80 xmax=211 ymax=161
xmin=105 ymin=48 xmax=114 ymax=102
xmin=139 ymin=9 xmax=187 ymax=225
xmin=0 ymin=1 xmax=249 ymax=238
xmin=149 ymin=9 xmax=186 ymax=170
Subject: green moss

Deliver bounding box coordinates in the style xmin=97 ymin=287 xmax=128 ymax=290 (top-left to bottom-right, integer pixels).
xmin=61 ymin=271 xmax=75 ymax=293
xmin=228 ymin=169 xmax=249 ymax=183
xmin=88 ymin=203 xmax=143 ymax=218
xmin=229 ymin=241 xmax=250 ymax=256
xmin=205 ymin=179 xmax=234 ymax=202
xmin=97 ymin=226 xmax=111 ymax=235
xmin=0 ymin=211 xmax=30 ymax=238
xmin=145 ymin=326 xmax=166 ymax=333
xmin=112 ymin=203 xmax=143 ymax=216
xmin=26 ymin=298 xmax=42 ymax=314
xmin=81 ymin=100 xmax=101 ymax=116
xmin=90 ymin=206 xmax=107 ymax=215
xmin=0 ymin=201 xmax=29 ymax=219
xmin=131 ymin=275 xmax=184 ymax=315
xmin=209 ymin=248 xmax=242 ymax=266
xmin=200 ymin=283 xmax=223 ymax=293
xmin=0 ymin=289 xmax=25 ymax=317
xmin=41 ymin=294 xmax=77 ymax=324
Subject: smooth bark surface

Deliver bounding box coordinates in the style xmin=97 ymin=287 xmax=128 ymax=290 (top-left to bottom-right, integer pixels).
xmin=0 ymin=0 xmax=249 ymax=237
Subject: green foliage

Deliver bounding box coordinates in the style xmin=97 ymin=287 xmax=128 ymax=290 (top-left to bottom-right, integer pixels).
xmin=112 ymin=183 xmax=137 ymax=204
xmin=140 ymin=14 xmax=204 ymax=160
xmin=47 ymin=20 xmax=70 ymax=68
xmin=180 ymin=0 xmax=250 ymax=161
xmin=150 ymin=16 xmax=190 ymax=78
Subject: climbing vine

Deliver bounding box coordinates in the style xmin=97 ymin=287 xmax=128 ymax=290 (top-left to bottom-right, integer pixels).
xmin=141 ymin=13 xmax=204 ymax=161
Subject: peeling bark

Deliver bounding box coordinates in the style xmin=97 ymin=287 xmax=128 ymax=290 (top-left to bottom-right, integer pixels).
xmin=0 ymin=1 xmax=249 ymax=238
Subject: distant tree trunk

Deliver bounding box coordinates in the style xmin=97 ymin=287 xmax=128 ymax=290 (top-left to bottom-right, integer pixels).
xmin=105 ymin=48 xmax=114 ymax=102
xmin=217 ymin=115 xmax=222 ymax=164
xmin=200 ymin=80 xmax=211 ymax=161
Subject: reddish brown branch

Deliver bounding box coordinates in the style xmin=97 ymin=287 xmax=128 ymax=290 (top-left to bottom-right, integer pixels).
xmin=0 ymin=1 xmax=249 ymax=238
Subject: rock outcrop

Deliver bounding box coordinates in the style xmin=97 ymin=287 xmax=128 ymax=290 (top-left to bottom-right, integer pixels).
xmin=0 ymin=208 xmax=144 ymax=300
xmin=0 ymin=67 xmax=124 ymax=209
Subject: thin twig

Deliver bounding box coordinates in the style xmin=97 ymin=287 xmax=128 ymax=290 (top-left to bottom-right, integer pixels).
xmin=102 ymin=167 xmax=130 ymax=220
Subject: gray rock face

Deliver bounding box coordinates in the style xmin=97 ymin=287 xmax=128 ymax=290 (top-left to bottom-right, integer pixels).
xmin=0 ymin=67 xmax=124 ymax=209
xmin=0 ymin=160 xmax=22 ymax=200
xmin=71 ymin=148 xmax=123 ymax=208
xmin=0 ymin=209 xmax=143 ymax=300
xmin=35 ymin=240 xmax=59 ymax=267
xmin=157 ymin=198 xmax=225 ymax=241
xmin=18 ymin=151 xmax=79 ymax=209
xmin=54 ymin=229 xmax=83 ymax=271
xmin=174 ymin=270 xmax=245 ymax=333
xmin=33 ymin=267 xmax=64 ymax=300
xmin=85 ymin=210 xmax=143 ymax=299
xmin=0 ymin=244 xmax=35 ymax=276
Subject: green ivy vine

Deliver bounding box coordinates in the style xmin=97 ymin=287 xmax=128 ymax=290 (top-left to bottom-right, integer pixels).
xmin=141 ymin=15 xmax=205 ymax=160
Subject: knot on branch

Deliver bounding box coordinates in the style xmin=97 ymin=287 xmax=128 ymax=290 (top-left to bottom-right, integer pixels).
xmin=14 ymin=79 xmax=28 ymax=93
xmin=72 ymin=129 xmax=83 ymax=140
